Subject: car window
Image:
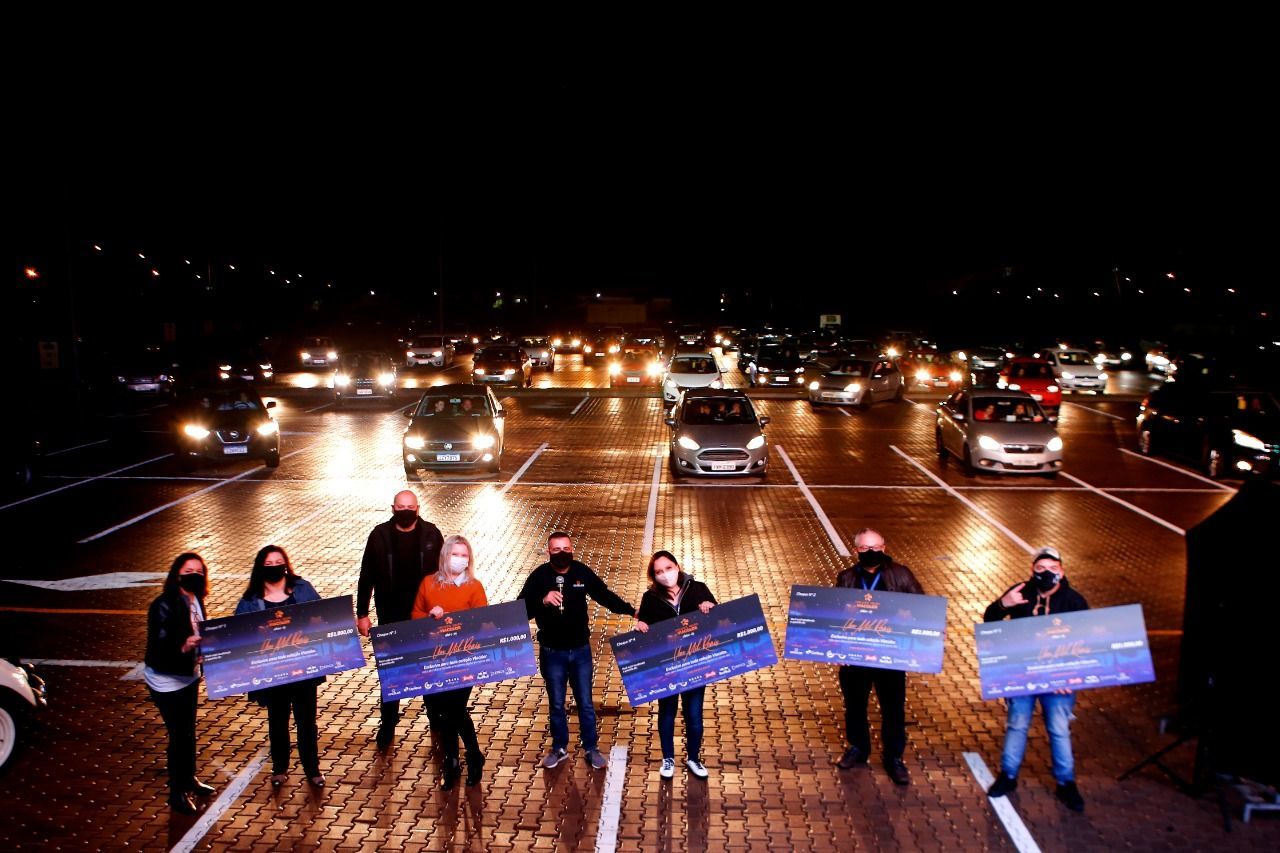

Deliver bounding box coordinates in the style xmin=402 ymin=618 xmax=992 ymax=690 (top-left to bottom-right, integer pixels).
xmin=673 ymin=357 xmax=717 ymax=374
xmin=1009 ymin=362 xmax=1054 ymax=380
xmin=972 ymin=396 xmax=1045 ymax=423
xmin=413 ymin=337 xmax=444 ymax=347
xmin=481 ymin=349 xmax=520 ymax=363
xmin=417 ymin=396 xmax=489 ymax=417
xmin=1056 ymin=351 xmax=1093 ymax=365
xmin=831 ymin=361 xmax=870 ymax=376
xmin=197 ymin=392 xmax=261 ymax=412
xmin=682 ymin=399 xmax=755 ymax=425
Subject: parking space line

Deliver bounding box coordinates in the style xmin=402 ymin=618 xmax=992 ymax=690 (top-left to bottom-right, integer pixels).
xmin=169 ymin=748 xmax=268 ymax=853
xmin=835 ymin=406 xmax=851 ymax=417
xmin=1059 ymin=472 xmax=1186 ymax=535
xmin=962 ymin=752 xmax=1042 ymax=853
xmin=1066 ymin=401 xmax=1126 ymax=421
xmin=0 ymin=453 xmax=173 ymax=512
xmin=890 ymin=446 xmax=1035 ymax=555
xmin=903 ymin=397 xmax=920 ymax=406
xmin=0 ymin=606 xmax=147 ymax=615
xmin=571 ymin=397 xmax=590 ymax=417
xmin=27 ymin=658 xmax=141 ymax=669
xmin=45 ymin=438 xmax=110 ymax=456
xmin=643 ymin=449 xmax=663 ymax=555
xmin=304 ymin=401 xmax=333 ymax=413
xmin=1117 ymin=448 xmax=1235 ymax=491
xmin=776 ymin=445 xmax=851 ymax=557
xmin=497 ymin=442 xmax=549 ymax=497
xmin=594 ymin=745 xmax=629 ymax=853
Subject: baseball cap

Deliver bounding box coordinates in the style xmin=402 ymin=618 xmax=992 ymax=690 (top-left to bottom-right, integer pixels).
xmin=1031 ymin=546 xmax=1062 ymax=564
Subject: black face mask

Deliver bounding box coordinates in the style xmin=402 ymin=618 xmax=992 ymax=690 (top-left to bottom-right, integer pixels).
xmin=393 ymin=509 xmax=418 ymax=528
xmin=178 ymin=573 xmax=205 ymax=594
xmin=1032 ymin=570 xmax=1059 ymax=592
xmin=549 ymin=551 xmax=573 ymax=570
xmin=263 ymin=564 xmax=287 ymax=584
xmin=857 ymin=550 xmax=888 ymax=569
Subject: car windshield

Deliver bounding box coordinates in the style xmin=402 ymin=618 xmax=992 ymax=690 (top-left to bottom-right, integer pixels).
xmin=830 ymin=360 xmax=871 ymax=376
xmin=340 ymin=353 xmax=384 ymax=371
xmin=480 ymin=349 xmax=521 ymax=364
xmin=1009 ymin=362 xmax=1055 ymax=380
xmin=672 ymin=357 xmax=717 ymax=374
xmin=412 ymin=337 xmax=443 ymax=347
xmin=621 ymin=350 xmax=653 ymax=365
xmin=972 ymin=397 xmax=1045 ymax=423
xmin=1057 ymin=351 xmax=1093 ymax=365
xmin=418 ymin=396 xmax=489 ymax=417
xmin=760 ymin=346 xmax=800 ymax=362
xmin=683 ymin=399 xmax=755 ymax=425
xmin=195 ymin=391 xmax=261 ymax=412
xmin=302 ymin=338 xmax=331 ymax=348
xmin=521 ymin=337 xmax=548 ymax=347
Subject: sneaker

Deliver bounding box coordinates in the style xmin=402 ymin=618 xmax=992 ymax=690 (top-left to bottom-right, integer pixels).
xmin=1055 ymin=781 xmax=1085 ymax=812
xmin=542 ymin=747 xmax=568 ymax=769
xmin=836 ymin=746 xmax=868 ymax=769
xmin=686 ymin=758 xmax=709 ymax=779
xmin=659 ymin=758 xmax=675 ymax=779
xmin=883 ymin=757 xmax=910 ymax=786
xmin=987 ymin=771 xmax=1017 ymax=798
xmin=585 ymin=749 xmax=609 ymax=770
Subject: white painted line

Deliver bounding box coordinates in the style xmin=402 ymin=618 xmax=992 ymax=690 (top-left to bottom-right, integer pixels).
xmin=836 ymin=406 xmax=851 ymax=417
xmin=570 ymin=397 xmax=590 ymax=417
xmin=267 ymin=499 xmax=338 ymax=544
xmin=27 ymin=658 xmax=141 ymax=670
xmin=776 ymin=445 xmax=851 ymax=557
xmin=169 ymin=749 xmax=269 ymax=853
xmin=121 ymin=663 xmax=147 ymax=681
xmin=304 ymin=401 xmax=333 ymax=414
xmin=45 ymin=438 xmax=110 ymax=456
xmin=1059 ymin=471 xmax=1186 ymax=535
xmin=890 ymin=445 xmax=1035 ymax=555
xmin=0 ymin=453 xmax=173 ymax=512
xmin=79 ymin=445 xmax=317 ymax=543
xmin=963 ymin=752 xmax=1042 ymax=853
xmin=903 ymin=397 xmax=920 ymax=407
xmin=643 ymin=449 xmax=663 ymax=555
xmin=497 ymin=442 xmax=549 ymax=496
xmin=594 ymin=745 xmax=628 ymax=853
xmin=1118 ymin=448 xmax=1235 ymax=491
xmin=1066 ymin=401 xmax=1125 ymax=421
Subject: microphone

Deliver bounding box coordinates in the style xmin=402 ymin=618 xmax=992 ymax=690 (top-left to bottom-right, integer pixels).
xmin=555 ymin=575 xmax=565 ymax=613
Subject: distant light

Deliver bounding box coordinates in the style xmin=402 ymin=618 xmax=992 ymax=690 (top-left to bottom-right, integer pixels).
xmin=1124 ymin=277 xmax=1131 ymax=282
xmin=1166 ymin=272 xmax=1176 ymax=279
xmin=138 ymin=252 xmax=146 ymax=259
xmin=1026 ymin=295 xmax=1031 ymax=300
xmin=151 ymin=269 xmax=160 ymax=277
xmin=297 ymin=273 xmax=302 ymax=278
xmin=432 ymin=291 xmax=438 ymax=296
xmin=269 ymin=269 xmax=275 ymax=275
xmin=1037 ymin=287 xmax=1042 ymax=292
xmin=183 ymin=259 xmax=191 ymax=265
xmin=994 ymin=290 xmax=1001 ymax=295
xmin=92 ymin=244 xmax=102 ymax=252
xmin=1092 ymin=291 xmax=1100 ymax=296
xmin=370 ymin=290 xmax=375 ymax=296
xmin=496 ymin=291 xmax=501 ymax=297
xmin=952 ymin=290 xmax=958 ymax=295
xmin=1183 ymin=287 xmax=1191 ymax=293
xmin=24 ymin=266 xmax=39 ymax=279
xmin=285 ymin=279 xmax=291 ymax=284
xmin=1054 ymin=293 xmax=1060 ymax=298
xmin=1227 ymin=288 xmax=1236 ymax=294
xmin=596 ymin=292 xmax=602 ymax=298
xmin=195 ymin=274 xmax=201 ymax=280
xmin=228 ymin=264 xmax=236 ymax=271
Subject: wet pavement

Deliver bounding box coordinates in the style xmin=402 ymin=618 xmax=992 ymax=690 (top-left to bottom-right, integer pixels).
xmin=1 ymin=356 xmax=1271 ymax=851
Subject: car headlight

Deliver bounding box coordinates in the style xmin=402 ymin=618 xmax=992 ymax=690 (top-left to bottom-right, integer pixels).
xmin=404 ymin=435 xmax=426 ymax=450
xmin=609 ymin=363 xmax=622 ymax=375
xmin=1121 ymin=352 xmax=1132 ymax=361
xmin=257 ymin=420 xmax=279 ymax=436
xmin=845 ymin=382 xmax=862 ymax=393
xmin=1047 ymin=436 xmax=1064 ymax=452
xmin=1061 ymin=371 xmax=1075 ymax=380
xmin=335 ymin=374 xmax=351 ymax=387
xmin=677 ymin=435 xmax=701 ymax=450
xmin=647 ymin=363 xmax=662 ymax=376
xmin=433 ymin=350 xmax=443 ymax=357
xmin=949 ymin=370 xmax=963 ymax=382
xmin=710 ymin=380 xmax=723 ymax=389
xmin=503 ymin=368 xmax=515 ymax=376
xmin=571 ymin=338 xmax=580 ymax=348
xmin=379 ymin=373 xmax=395 ymax=385
xmin=219 ymin=364 xmax=232 ymax=371
xmin=300 ymin=351 xmax=311 ymax=360
xmin=977 ymin=435 xmax=1002 ymax=451
xmin=475 ymin=368 xmax=486 ymax=375
xmin=327 ymin=351 xmax=338 ymax=360
xmin=956 ymin=351 xmax=967 ymax=361
xmin=552 ymin=338 xmax=563 ymax=347
xmin=795 ymin=366 xmax=805 ymax=374
xmin=1005 ymin=352 xmax=1016 ymax=360
xmin=886 ymin=347 xmax=898 ymax=358
xmin=584 ymin=345 xmax=593 ymax=353
xmin=809 ymin=380 xmax=820 ymax=390
xmin=609 ymin=345 xmax=620 ymax=353
xmin=723 ymin=338 xmax=731 ymax=346
xmin=1098 ymin=373 xmax=1107 ymax=380
xmin=746 ymin=435 xmax=766 ymax=450
xmin=1007 ymin=383 xmax=1021 ymax=391
xmin=219 ymin=371 xmax=230 ymax=379
xmin=541 ymin=350 xmax=549 ymax=358
xmin=1234 ymin=429 xmax=1267 ymax=451
xmin=407 ymin=350 xmax=416 ymax=358
xmin=916 ymin=371 xmax=930 ymax=382
xmin=260 ymin=363 xmax=272 ymax=371
xmin=1094 ymin=354 xmax=1106 ymax=365
xmin=758 ymin=366 xmax=770 ymax=374
xmin=183 ymin=424 xmax=210 ymax=439
xmin=473 ymin=434 xmax=496 ymax=449
xmin=1047 ymin=385 xmax=1059 ymax=393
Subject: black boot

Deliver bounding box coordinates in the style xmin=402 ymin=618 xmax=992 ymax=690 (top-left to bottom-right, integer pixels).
xmin=440 ymin=757 xmax=461 ymax=791
xmin=466 ymin=750 xmax=485 ymax=787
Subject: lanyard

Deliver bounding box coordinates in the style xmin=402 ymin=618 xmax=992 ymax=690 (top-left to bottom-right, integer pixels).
xmin=860 ymin=572 xmax=882 ymax=592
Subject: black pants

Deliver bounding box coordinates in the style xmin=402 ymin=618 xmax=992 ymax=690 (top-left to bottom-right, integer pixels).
xmin=427 ymin=687 xmax=479 ymax=761
xmin=266 ymin=681 xmax=320 ymax=776
xmin=150 ymin=681 xmax=199 ymax=795
xmin=838 ymin=665 xmax=907 ymax=760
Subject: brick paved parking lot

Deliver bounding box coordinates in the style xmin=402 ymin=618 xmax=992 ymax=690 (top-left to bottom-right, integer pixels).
xmin=1 ymin=355 xmax=1275 ymax=851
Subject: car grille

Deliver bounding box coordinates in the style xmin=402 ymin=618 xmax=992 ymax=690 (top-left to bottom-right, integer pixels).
xmin=216 ymin=429 xmax=250 ymax=444
xmin=354 ymin=378 xmax=376 ymax=389
xmin=698 ymin=449 xmax=750 ymax=462
xmin=424 ymin=440 xmax=471 ymax=451
xmin=1003 ymin=444 xmax=1045 ymax=454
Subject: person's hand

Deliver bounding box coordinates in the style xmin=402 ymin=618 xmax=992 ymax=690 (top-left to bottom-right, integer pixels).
xmin=1001 ymin=583 xmax=1029 ymax=609
xmin=634 ymin=620 xmax=648 ymax=633
xmin=698 ymin=601 xmax=714 ymax=614
xmin=543 ymin=590 xmax=563 ymax=607
xmin=181 ymin=634 xmax=201 ymax=654
xmin=429 ymin=606 xmax=445 ymax=619
xmin=1055 ymin=688 xmax=1073 ymax=695
xmin=357 ymin=615 xmax=372 ymax=637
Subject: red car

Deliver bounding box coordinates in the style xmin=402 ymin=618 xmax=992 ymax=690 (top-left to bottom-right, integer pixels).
xmin=998 ymin=358 xmax=1061 ymax=411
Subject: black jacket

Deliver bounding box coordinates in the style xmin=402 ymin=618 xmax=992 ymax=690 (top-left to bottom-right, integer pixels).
xmin=356 ymin=516 xmax=444 ymax=622
xmin=518 ymin=559 xmax=636 ymax=649
xmin=836 ymin=559 xmax=925 ymax=596
xmin=983 ymin=576 xmax=1089 ymax=622
xmin=145 ymin=590 xmax=202 ymax=676
xmin=637 ymin=578 xmax=717 ymax=626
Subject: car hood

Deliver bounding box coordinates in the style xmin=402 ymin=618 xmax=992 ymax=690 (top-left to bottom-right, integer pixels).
xmin=966 ymin=420 xmax=1059 ymax=443
xmin=675 ymin=422 xmax=765 ymax=447
xmin=668 ymin=372 xmax=720 ymax=386
xmin=1228 ymin=416 xmax=1280 ymax=443
xmin=182 ymin=410 xmax=270 ymax=430
xmin=407 ymin=417 xmax=497 ymax=440
xmin=818 ymin=374 xmax=869 ymax=387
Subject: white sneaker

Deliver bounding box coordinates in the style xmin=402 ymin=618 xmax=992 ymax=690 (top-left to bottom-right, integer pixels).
xmin=686 ymin=758 xmax=708 ymax=778
xmin=659 ymin=758 xmax=675 ymax=779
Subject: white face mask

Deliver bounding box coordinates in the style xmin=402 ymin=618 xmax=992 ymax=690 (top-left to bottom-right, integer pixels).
xmin=654 ymin=568 xmax=679 ymax=588
xmin=448 ymin=555 xmax=469 ymax=576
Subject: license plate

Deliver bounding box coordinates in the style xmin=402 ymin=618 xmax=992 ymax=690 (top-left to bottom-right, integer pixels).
xmin=822 ymin=392 xmax=844 ymax=400
xmin=129 ymin=383 xmax=159 ymax=392
xmin=626 ymin=376 xmax=640 ymax=383
xmin=310 ymin=359 xmax=326 ymax=366
xmin=436 ymin=453 xmax=461 ymax=462
xmin=356 ymin=388 xmax=373 ymax=395
xmin=710 ymin=462 xmax=736 ymax=471
xmin=223 ymin=445 xmax=249 ymax=455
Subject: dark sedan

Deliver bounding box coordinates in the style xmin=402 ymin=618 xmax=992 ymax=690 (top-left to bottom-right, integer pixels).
xmin=745 ymin=344 xmax=809 ymax=388
xmin=1137 ymin=386 xmax=1280 ymax=478
xmin=334 ymin=351 xmax=398 ymax=407
xmin=472 ymin=346 xmax=532 ymax=387
xmin=402 ymin=385 xmax=505 ymax=474
xmin=174 ymin=387 xmax=280 ymax=469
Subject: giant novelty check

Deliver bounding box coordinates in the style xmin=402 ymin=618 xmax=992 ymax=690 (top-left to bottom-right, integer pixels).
xmin=784 ymin=585 xmax=948 ymax=673
xmin=370 ymin=600 xmax=537 ymax=701
xmin=200 ymin=595 xmax=365 ymax=699
xmin=610 ymin=593 xmax=778 ymax=706
xmin=974 ymin=604 xmax=1156 ymax=699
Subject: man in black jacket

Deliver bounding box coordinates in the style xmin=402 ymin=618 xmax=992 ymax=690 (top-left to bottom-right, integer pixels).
xmin=518 ymin=531 xmax=637 ymax=770
xmin=983 ymin=546 xmax=1088 ymax=812
xmin=356 ymin=489 xmax=444 ymax=748
xmin=834 ymin=527 xmax=925 ymax=786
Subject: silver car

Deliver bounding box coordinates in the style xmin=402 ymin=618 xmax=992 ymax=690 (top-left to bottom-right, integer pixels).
xmin=808 ymin=358 xmax=904 ymax=407
xmin=662 ymin=353 xmax=723 ymax=403
xmin=935 ymin=390 xmax=1064 ymax=476
xmin=666 ymin=389 xmax=769 ymax=477
xmin=1044 ymin=348 xmax=1107 ymax=393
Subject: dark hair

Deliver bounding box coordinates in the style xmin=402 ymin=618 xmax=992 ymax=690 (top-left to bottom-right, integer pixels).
xmin=243 ymin=544 xmax=298 ymax=600
xmin=163 ymin=552 xmax=208 ymax=598
xmin=646 ymin=550 xmax=687 ymax=594
xmin=548 ymin=531 xmax=573 ymax=545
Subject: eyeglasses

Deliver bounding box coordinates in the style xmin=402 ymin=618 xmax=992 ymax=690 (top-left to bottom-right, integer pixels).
xmin=854 ymin=545 xmax=884 ymax=553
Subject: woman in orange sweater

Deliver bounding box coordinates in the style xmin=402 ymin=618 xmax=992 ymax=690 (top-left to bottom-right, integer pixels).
xmin=411 ymin=533 xmax=488 ymax=789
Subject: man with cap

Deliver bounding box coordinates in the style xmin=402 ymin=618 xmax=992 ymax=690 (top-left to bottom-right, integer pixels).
xmin=834 ymin=527 xmax=925 ymax=785
xmin=983 ymin=546 xmax=1088 ymax=812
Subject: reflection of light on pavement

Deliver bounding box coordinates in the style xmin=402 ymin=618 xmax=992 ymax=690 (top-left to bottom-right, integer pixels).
xmin=292 ymin=373 xmax=320 ymax=389
xmin=537 ymin=377 xmax=553 ymax=388
xmin=323 ymin=438 xmax=357 ymax=487
xmin=470 ymin=487 xmax=510 ymax=527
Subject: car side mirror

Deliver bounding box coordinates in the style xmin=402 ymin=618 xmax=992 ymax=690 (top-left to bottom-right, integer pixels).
xmin=758 ymin=416 xmax=771 ymax=426
xmin=953 ymin=412 xmax=966 ymax=421
xmin=664 ymin=417 xmax=677 ymax=427
xmin=266 ymin=401 xmax=276 ymax=409
xmin=405 ymin=410 xmax=414 ymax=418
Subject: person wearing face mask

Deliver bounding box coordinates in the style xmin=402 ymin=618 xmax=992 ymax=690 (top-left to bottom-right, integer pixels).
xmin=356 ymin=489 xmax=444 ymax=749
xmin=518 ymin=531 xmax=638 ymax=771
xmin=144 ymin=552 xmax=215 ymax=814
xmin=411 ymin=534 xmax=489 ymax=789
xmin=633 ymin=550 xmax=716 ymax=780
xmin=834 ymin=528 xmax=925 ymax=786
xmin=235 ymin=545 xmax=325 ymax=789
xmin=983 ymin=546 xmax=1089 ymax=812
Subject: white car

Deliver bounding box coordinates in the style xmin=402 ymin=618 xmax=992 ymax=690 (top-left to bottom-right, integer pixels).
xmin=0 ymin=659 xmax=46 ymax=772
xmin=1044 ymin=348 xmax=1107 ymax=393
xmin=405 ymin=335 xmax=455 ymax=368
xmin=662 ymin=353 xmax=723 ymax=403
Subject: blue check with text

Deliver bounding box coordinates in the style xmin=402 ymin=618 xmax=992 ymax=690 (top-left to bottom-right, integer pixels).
xmin=784 ymin=585 xmax=948 ymax=673
xmin=199 ymin=595 xmax=365 ymax=699
xmin=975 ymin=604 xmax=1156 ymax=698
xmin=610 ymin=594 xmax=778 ymax=706
xmin=370 ymin=600 xmax=537 ymax=701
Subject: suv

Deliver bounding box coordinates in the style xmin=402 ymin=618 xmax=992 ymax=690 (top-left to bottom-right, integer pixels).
xmin=666 ymin=388 xmax=770 ymax=477
xmin=334 ymin=351 xmax=398 ymax=407
xmin=1137 ymin=385 xmax=1279 ymax=479
xmin=402 ymin=385 xmax=505 ymax=474
xmin=173 ymin=387 xmax=281 ymax=470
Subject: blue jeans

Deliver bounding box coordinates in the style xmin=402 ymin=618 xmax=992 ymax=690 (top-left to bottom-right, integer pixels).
xmin=540 ymin=645 xmax=597 ymax=751
xmin=1001 ymin=693 xmax=1076 ymax=783
xmin=658 ymin=687 xmax=705 ymax=761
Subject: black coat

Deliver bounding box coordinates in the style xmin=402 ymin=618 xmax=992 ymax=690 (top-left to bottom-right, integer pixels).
xmin=356 ymin=516 xmax=444 ymax=622
xmin=145 ymin=590 xmax=201 ymax=676
xmin=637 ymin=578 xmax=717 ymax=625
xmin=984 ymin=576 xmax=1088 ymax=621
xmin=836 ymin=560 xmax=925 ymax=595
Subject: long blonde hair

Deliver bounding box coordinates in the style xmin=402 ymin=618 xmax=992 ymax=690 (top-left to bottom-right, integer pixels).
xmin=436 ymin=533 xmax=475 ymax=582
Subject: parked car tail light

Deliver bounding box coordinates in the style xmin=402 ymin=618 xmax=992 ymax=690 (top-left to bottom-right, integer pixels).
xmin=1047 ymin=436 xmax=1064 ymax=451
xmin=257 ymin=421 xmax=278 ymax=436
xmin=404 ymin=435 xmax=426 ymax=450
xmin=746 ymin=435 xmax=766 ymax=450
xmin=183 ymin=424 xmax=210 ymax=439
xmin=677 ymin=436 xmax=701 ymax=450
